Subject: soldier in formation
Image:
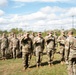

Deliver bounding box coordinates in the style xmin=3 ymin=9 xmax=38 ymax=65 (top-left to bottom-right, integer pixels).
xmin=33 ymin=32 xmax=44 ymax=67
xmin=1 ymin=33 xmax=9 ymax=59
xmin=45 ymin=31 xmax=55 ymax=66
xmin=11 ymin=33 xmax=20 ymax=59
xmin=58 ymin=30 xmax=67 ymax=64
xmin=21 ymin=32 xmax=33 ymax=70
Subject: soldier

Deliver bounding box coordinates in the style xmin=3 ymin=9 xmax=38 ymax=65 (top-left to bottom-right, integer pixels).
xmin=30 ymin=32 xmax=35 ymax=41
xmin=17 ymin=33 xmax=23 ymax=52
xmin=11 ymin=33 xmax=20 ymax=59
xmin=30 ymin=32 xmax=36 ymax=56
xmin=53 ymin=31 xmax=58 ymax=46
xmin=8 ymin=33 xmax=13 ymax=58
xmin=58 ymin=30 xmax=67 ymax=64
xmin=45 ymin=31 xmax=55 ymax=66
xmin=1 ymin=33 xmax=9 ymax=59
xmin=21 ymin=32 xmax=33 ymax=70
xmin=33 ymin=32 xmax=44 ymax=67
xmin=53 ymin=31 xmax=58 ymax=53
xmin=65 ymin=31 xmax=76 ymax=75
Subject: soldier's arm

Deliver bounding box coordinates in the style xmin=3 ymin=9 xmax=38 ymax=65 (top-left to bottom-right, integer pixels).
xmin=33 ymin=37 xmax=37 ymax=44
xmin=65 ymin=39 xmax=70 ymax=60
xmin=42 ymin=39 xmax=45 ymax=50
xmin=30 ymin=39 xmax=33 ymax=53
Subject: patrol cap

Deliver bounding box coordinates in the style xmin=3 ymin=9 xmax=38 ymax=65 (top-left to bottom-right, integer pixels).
xmin=38 ymin=32 xmax=42 ymax=35
xmin=49 ymin=31 xmax=53 ymax=34
xmin=26 ymin=32 xmax=29 ymax=35
xmin=68 ymin=31 xmax=73 ymax=35
xmin=61 ymin=30 xmax=65 ymax=34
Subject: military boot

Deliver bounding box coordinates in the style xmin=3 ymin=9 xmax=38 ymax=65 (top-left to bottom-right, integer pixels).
xmin=61 ymin=61 xmax=64 ymax=65
xmin=36 ymin=63 xmax=39 ymax=68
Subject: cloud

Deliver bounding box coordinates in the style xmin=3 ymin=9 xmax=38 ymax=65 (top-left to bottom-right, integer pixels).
xmin=0 ymin=6 xmax=76 ymax=31
xmin=0 ymin=10 xmax=5 ymax=16
xmin=0 ymin=0 xmax=8 ymax=6
xmin=12 ymin=3 xmax=25 ymax=8
xmin=12 ymin=0 xmax=76 ymax=3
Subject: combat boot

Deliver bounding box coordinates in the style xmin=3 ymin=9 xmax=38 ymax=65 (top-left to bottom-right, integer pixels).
xmin=65 ymin=61 xmax=69 ymax=65
xmin=61 ymin=61 xmax=64 ymax=65
xmin=36 ymin=63 xmax=39 ymax=68
xmin=39 ymin=63 xmax=42 ymax=68
xmin=23 ymin=67 xmax=27 ymax=71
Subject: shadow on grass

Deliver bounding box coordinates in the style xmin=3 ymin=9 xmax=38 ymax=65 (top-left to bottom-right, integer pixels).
xmin=43 ymin=52 xmax=46 ymax=55
xmin=29 ymin=60 xmax=61 ymax=68
xmin=29 ymin=62 xmax=48 ymax=68
xmin=53 ymin=60 xmax=61 ymax=65
xmin=29 ymin=64 xmax=36 ymax=68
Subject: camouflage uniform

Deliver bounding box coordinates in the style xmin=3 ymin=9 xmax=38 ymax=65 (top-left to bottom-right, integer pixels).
xmin=11 ymin=34 xmax=20 ymax=59
xmin=65 ymin=31 xmax=76 ymax=75
xmin=21 ymin=33 xmax=33 ymax=69
xmin=1 ymin=33 xmax=8 ymax=59
xmin=17 ymin=33 xmax=23 ymax=52
xmin=8 ymin=33 xmax=13 ymax=58
xmin=30 ymin=32 xmax=35 ymax=56
xmin=33 ymin=32 xmax=44 ymax=67
xmin=45 ymin=32 xmax=55 ymax=65
xmin=53 ymin=31 xmax=58 ymax=53
xmin=58 ymin=31 xmax=66 ymax=63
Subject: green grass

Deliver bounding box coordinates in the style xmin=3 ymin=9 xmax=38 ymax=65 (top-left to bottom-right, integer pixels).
xmin=0 ymin=52 xmax=68 ymax=75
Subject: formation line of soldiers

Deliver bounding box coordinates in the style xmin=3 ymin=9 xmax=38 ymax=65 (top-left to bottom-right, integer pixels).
xmin=0 ymin=31 xmax=76 ymax=75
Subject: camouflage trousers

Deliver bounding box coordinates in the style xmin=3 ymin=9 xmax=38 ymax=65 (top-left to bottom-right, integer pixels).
xmin=22 ymin=52 xmax=30 ymax=68
xmin=8 ymin=47 xmax=13 ymax=58
xmin=65 ymin=49 xmax=69 ymax=62
xmin=67 ymin=58 xmax=76 ymax=75
xmin=1 ymin=48 xmax=7 ymax=58
xmin=59 ymin=46 xmax=65 ymax=61
xmin=12 ymin=47 xmax=19 ymax=59
xmin=47 ymin=49 xmax=54 ymax=64
xmin=35 ymin=51 xmax=43 ymax=66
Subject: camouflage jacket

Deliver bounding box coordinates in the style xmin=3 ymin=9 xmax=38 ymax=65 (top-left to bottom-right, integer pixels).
xmin=21 ymin=37 xmax=33 ymax=53
xmin=45 ymin=35 xmax=55 ymax=49
xmin=33 ymin=36 xmax=44 ymax=52
xmin=65 ymin=36 xmax=76 ymax=59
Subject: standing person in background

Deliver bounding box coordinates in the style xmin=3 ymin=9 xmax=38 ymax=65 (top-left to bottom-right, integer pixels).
xmin=11 ymin=33 xmax=20 ymax=59
xmin=1 ymin=33 xmax=9 ymax=60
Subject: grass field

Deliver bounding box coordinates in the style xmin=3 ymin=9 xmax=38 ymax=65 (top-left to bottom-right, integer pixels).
xmin=0 ymin=52 xmax=68 ymax=75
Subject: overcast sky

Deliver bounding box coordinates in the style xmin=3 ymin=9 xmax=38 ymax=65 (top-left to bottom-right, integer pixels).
xmin=0 ymin=0 xmax=76 ymax=31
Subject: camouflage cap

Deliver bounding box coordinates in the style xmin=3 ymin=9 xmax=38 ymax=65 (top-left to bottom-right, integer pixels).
xmin=61 ymin=30 xmax=65 ymax=34
xmin=49 ymin=31 xmax=53 ymax=34
xmin=38 ymin=32 xmax=42 ymax=35
xmin=26 ymin=32 xmax=29 ymax=35
xmin=68 ymin=30 xmax=73 ymax=35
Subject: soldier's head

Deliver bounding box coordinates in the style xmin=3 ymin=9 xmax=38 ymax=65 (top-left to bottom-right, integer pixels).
xmin=25 ymin=32 xmax=29 ymax=38
xmin=48 ymin=31 xmax=53 ymax=36
xmin=2 ymin=33 xmax=6 ymax=38
xmin=32 ymin=32 xmax=35 ymax=36
xmin=54 ymin=31 xmax=57 ymax=35
xmin=11 ymin=32 xmax=14 ymax=37
xmin=61 ymin=30 xmax=65 ymax=36
xmin=38 ymin=32 xmax=42 ymax=37
xmin=13 ymin=34 xmax=17 ymax=38
xmin=68 ymin=31 xmax=73 ymax=36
